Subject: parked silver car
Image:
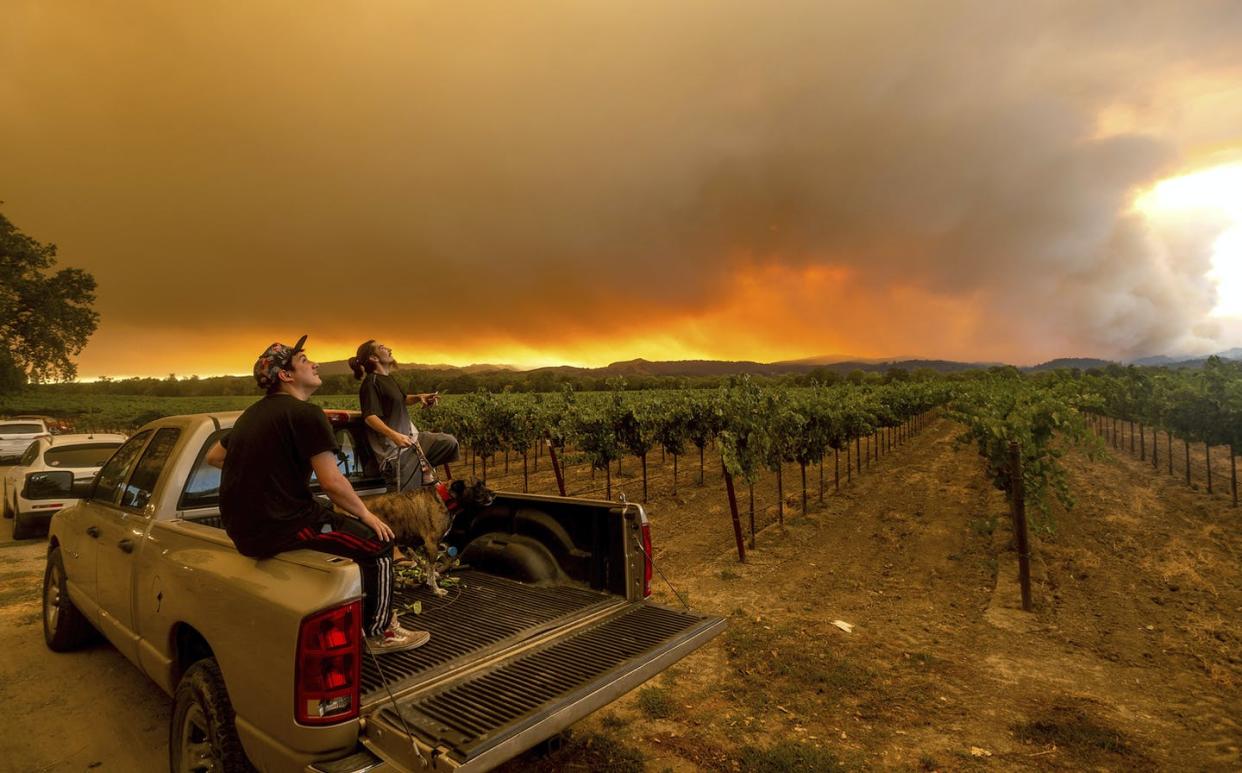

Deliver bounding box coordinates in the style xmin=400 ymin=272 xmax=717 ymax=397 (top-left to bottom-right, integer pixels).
xmin=3 ymin=432 xmax=126 ymax=539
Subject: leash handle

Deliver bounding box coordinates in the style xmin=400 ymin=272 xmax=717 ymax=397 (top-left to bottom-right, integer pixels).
xmin=395 ymin=435 xmax=437 ymax=492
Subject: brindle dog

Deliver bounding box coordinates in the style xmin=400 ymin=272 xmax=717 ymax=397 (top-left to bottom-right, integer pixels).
xmin=365 ymin=478 xmax=495 ymax=595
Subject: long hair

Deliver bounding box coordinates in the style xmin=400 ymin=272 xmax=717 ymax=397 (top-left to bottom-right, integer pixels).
xmin=348 ymin=339 xmax=378 ymax=380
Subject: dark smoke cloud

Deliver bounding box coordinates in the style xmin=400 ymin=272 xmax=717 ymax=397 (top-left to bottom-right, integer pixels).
xmin=3 ymin=0 xmax=1241 ymax=369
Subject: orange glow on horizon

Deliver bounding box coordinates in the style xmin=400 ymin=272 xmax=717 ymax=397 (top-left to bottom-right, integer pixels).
xmin=70 ymin=261 xmax=1017 ymax=381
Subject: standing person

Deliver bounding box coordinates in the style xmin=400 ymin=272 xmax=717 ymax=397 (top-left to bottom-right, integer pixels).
xmin=349 ymin=339 xmax=460 ymax=491
xmin=206 ymin=335 xmax=429 ymax=653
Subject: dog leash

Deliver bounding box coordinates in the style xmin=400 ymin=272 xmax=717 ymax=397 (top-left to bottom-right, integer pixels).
xmin=394 ymin=435 xmax=438 ymax=490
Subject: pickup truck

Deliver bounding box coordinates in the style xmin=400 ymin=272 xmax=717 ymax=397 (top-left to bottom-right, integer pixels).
xmin=42 ymin=410 xmax=725 ymax=772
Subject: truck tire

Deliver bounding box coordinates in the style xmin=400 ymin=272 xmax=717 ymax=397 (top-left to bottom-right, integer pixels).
xmin=43 ymin=546 xmax=95 ymax=651
xmin=170 ymin=658 xmax=255 ymax=773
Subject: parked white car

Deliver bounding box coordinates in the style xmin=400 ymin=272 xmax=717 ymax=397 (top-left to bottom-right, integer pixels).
xmin=3 ymin=433 xmax=126 ymax=539
xmin=0 ymin=418 xmax=51 ymax=463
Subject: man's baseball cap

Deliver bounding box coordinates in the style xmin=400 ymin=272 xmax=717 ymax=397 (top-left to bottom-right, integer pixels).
xmin=253 ymin=334 xmax=308 ymax=390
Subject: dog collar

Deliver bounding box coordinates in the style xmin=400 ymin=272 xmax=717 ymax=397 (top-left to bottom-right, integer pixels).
xmin=435 ymin=481 xmax=461 ymax=514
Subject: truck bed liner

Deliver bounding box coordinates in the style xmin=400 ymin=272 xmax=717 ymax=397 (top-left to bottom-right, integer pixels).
xmin=360 ymin=570 xmax=618 ymax=702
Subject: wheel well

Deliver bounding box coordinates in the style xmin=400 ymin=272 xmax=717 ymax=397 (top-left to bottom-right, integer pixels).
xmin=172 ymin=624 xmax=214 ymax=685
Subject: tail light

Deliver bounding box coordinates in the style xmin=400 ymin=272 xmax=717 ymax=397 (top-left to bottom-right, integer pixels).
xmin=641 ymin=522 xmax=653 ymax=598
xmin=295 ymin=601 xmax=361 ymax=725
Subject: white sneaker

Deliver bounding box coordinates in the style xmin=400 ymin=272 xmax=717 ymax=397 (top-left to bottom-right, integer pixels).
xmin=366 ymin=623 xmax=430 ymax=654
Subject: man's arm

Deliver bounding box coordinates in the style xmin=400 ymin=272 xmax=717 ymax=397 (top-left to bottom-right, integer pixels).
xmin=364 ymin=414 xmax=414 ymax=448
xmin=205 ymin=441 xmax=226 ymax=469
xmin=309 ymin=451 xmax=395 ymax=541
xmin=404 ymin=392 xmax=439 ymax=407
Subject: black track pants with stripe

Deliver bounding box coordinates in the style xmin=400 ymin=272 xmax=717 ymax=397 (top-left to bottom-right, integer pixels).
xmin=278 ymin=514 xmax=395 ymax=637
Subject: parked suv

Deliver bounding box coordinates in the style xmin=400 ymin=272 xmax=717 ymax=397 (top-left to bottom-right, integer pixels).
xmin=3 ymin=432 xmax=126 ymax=539
xmin=0 ymin=418 xmax=50 ymax=463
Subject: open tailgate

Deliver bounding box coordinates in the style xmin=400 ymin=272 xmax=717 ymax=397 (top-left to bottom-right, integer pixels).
xmin=360 ymin=596 xmax=724 ymax=771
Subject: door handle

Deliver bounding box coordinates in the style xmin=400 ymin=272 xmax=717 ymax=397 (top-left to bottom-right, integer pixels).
xmin=86 ymin=526 xmax=100 ymax=538
xmin=118 ymin=538 xmax=134 ymax=554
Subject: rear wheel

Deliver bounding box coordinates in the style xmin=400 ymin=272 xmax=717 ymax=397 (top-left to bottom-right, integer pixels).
xmin=12 ymin=508 xmax=34 ymax=540
xmin=43 ymin=546 xmax=95 ymax=651
xmin=170 ymin=658 xmax=254 ymax=773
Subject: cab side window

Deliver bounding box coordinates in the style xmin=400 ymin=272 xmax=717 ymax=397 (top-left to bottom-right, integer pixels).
xmin=180 ymin=429 xmax=229 ymax=510
xmin=121 ymin=428 xmax=181 ymax=511
xmin=93 ymin=431 xmax=152 ymax=505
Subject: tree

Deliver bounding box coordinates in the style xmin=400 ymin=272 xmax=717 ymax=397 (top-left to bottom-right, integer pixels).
xmin=1 ymin=210 xmax=99 ymax=389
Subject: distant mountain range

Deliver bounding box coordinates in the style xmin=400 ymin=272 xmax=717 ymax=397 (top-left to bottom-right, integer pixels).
xmin=315 ymin=348 xmax=1242 ymax=380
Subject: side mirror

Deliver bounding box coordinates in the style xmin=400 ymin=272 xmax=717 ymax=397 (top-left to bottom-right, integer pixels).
xmin=23 ymin=470 xmax=74 ymax=500
xmin=71 ymin=478 xmax=96 ymax=499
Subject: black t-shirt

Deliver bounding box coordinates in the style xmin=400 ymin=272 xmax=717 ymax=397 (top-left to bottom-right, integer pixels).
xmin=220 ymin=394 xmax=339 ymax=557
xmin=359 ymin=372 xmax=415 ymax=460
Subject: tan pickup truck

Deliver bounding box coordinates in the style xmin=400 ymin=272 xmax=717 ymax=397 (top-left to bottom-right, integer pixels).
xmin=42 ymin=410 xmax=724 ymax=772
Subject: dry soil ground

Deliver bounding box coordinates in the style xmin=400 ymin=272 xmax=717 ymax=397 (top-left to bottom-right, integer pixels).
xmin=2 ymin=418 xmax=1239 ymax=772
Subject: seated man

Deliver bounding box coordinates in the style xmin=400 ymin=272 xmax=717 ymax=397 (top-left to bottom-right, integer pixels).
xmin=348 ymin=339 xmax=460 ymax=491
xmin=207 ymin=335 xmax=428 ymax=653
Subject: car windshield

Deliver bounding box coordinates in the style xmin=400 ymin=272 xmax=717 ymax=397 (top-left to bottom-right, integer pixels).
xmin=0 ymin=423 xmax=43 ymax=435
xmin=45 ymin=443 xmax=123 ymax=468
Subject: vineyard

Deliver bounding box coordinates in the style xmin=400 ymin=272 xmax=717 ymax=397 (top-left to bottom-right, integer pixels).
xmin=4 ymin=366 xmax=1242 ymax=768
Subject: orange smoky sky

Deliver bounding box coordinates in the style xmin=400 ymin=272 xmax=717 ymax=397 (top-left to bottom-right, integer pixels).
xmin=3 ymin=1 xmax=1242 ymax=378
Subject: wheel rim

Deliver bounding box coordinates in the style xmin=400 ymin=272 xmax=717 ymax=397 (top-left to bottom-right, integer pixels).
xmin=44 ymin=563 xmax=61 ymax=634
xmin=179 ymin=703 xmax=218 ymax=773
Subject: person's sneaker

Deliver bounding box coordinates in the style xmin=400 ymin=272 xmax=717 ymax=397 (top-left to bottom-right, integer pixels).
xmin=365 ymin=624 xmax=430 ymax=654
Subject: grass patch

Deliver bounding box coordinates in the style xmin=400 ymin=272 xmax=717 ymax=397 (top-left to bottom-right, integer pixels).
xmin=636 ymin=686 xmax=676 ymax=719
xmin=1013 ymin=701 xmax=1146 ymax=762
xmin=723 ymin=615 xmax=873 ymax=712
xmin=522 ymin=732 xmax=645 ymax=773
xmin=969 ymin=516 xmax=996 ymax=537
xmin=737 ymin=741 xmax=849 ymax=772
xmin=719 ymin=568 xmax=741 ymax=580
xmin=598 ymin=712 xmax=629 ymax=730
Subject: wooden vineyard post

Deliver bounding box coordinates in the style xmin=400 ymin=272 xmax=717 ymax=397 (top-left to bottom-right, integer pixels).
xmin=856 ymin=437 xmax=862 ymax=474
xmin=846 ymin=444 xmax=852 ymax=482
xmin=1206 ymin=443 xmax=1213 ymax=494
xmin=1008 ymin=441 xmax=1033 ymax=612
xmin=723 ymin=465 xmax=746 ymax=563
xmin=547 ymin=440 xmax=567 ymax=496
xmin=1130 ymin=421 xmax=1135 ymax=454
xmin=801 ymin=461 xmax=809 ymax=515
xmin=1151 ymin=427 xmax=1158 ymax=470
xmin=1139 ymin=424 xmax=1145 ymax=461
xmin=1232 ymin=444 xmax=1238 ymax=507
xmin=481 ymin=454 xmax=488 ymax=483
xmin=776 ymin=464 xmax=785 ymax=527
xmin=834 ymin=448 xmax=840 ymax=492
xmin=641 ymin=452 xmax=648 ymax=503
xmin=671 ymin=454 xmax=678 ymax=496
xmin=443 ymin=463 xmax=453 ymax=481
xmin=523 ymin=451 xmax=529 ymax=493
xmin=748 ymin=483 xmax=756 ymax=549
xmin=818 ymin=456 xmax=824 ymax=504
xmin=606 ymin=463 xmax=612 ymax=500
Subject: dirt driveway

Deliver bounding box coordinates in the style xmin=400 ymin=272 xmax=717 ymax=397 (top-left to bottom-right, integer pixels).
xmin=0 ymin=532 xmax=168 ymax=772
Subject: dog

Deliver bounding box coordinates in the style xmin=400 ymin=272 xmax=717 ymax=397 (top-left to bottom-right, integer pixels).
xmin=365 ymin=478 xmax=495 ymax=595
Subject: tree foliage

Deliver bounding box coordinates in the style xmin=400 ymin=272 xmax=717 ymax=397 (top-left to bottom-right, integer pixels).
xmin=0 ymin=210 xmax=99 ymax=389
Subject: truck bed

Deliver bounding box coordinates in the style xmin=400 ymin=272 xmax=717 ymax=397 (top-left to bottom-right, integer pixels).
xmin=361 ymin=569 xmax=619 ymax=703
xmin=361 ymin=569 xmax=724 ymax=771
